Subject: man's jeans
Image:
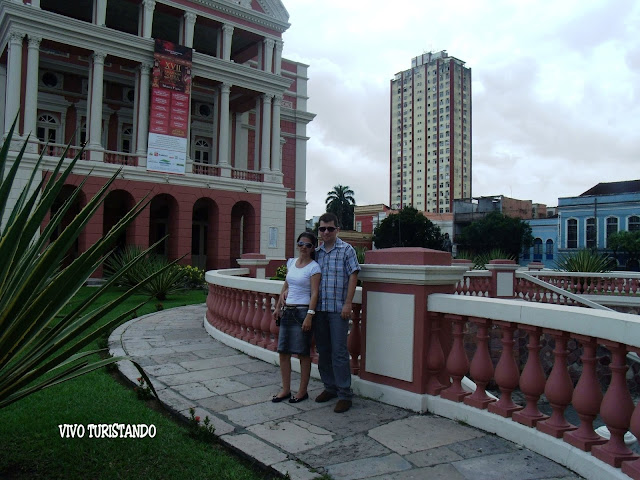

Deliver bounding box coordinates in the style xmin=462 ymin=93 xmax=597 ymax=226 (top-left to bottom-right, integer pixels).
xmin=313 ymin=311 xmax=353 ymax=400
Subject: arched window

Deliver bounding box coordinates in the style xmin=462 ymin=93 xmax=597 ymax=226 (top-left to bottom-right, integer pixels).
xmin=37 ymin=114 xmax=59 ymax=144
xmin=121 ymin=126 xmax=133 ymax=153
xmin=606 ymin=217 xmax=618 ymax=247
xmin=567 ymin=219 xmax=578 ymax=248
xmin=545 ymin=239 xmax=554 ymax=260
xmin=629 ymin=216 xmax=640 ymax=232
xmin=193 ymin=138 xmax=211 ymax=164
xmin=533 ymin=238 xmax=543 ymax=261
xmin=586 ymin=217 xmax=597 ymax=249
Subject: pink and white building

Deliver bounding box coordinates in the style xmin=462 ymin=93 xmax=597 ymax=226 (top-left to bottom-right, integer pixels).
xmin=0 ymin=0 xmax=314 ymax=275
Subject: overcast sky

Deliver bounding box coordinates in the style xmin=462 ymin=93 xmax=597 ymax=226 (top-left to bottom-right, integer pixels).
xmin=280 ymin=0 xmax=640 ymax=219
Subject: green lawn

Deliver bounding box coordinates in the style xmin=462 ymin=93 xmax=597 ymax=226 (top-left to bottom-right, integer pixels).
xmin=0 ymin=287 xmax=277 ymax=480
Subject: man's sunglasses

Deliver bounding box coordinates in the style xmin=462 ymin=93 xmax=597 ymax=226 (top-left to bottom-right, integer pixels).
xmin=318 ymin=227 xmax=336 ymax=232
xmin=297 ymin=241 xmax=314 ymax=248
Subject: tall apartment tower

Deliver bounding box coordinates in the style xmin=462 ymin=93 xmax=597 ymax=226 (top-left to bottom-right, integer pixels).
xmin=390 ymin=51 xmax=471 ymax=213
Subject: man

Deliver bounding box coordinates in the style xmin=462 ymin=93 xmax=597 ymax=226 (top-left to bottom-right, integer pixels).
xmin=314 ymin=212 xmax=361 ymax=413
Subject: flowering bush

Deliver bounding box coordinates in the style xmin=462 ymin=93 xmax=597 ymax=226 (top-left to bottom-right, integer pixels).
xmin=188 ymin=407 xmax=216 ymax=442
xmin=178 ymin=265 xmax=206 ymax=289
xmin=271 ymin=263 xmax=287 ymax=281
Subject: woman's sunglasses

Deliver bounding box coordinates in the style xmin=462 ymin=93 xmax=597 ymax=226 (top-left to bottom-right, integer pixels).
xmin=297 ymin=241 xmax=314 ymax=248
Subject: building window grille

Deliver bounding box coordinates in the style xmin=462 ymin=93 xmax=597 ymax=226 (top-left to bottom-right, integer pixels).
xmin=586 ymin=217 xmax=597 ymax=249
xmin=567 ymin=219 xmax=578 ymax=249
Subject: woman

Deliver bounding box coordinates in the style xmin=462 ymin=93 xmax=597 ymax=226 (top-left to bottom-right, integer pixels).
xmin=272 ymin=232 xmax=320 ymax=403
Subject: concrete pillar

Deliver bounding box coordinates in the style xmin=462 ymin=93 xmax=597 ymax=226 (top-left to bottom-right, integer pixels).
xmin=270 ymin=94 xmax=281 ymax=173
xmin=217 ymin=83 xmax=231 ymax=175
xmin=263 ymin=38 xmax=274 ymax=73
xmin=222 ymin=24 xmax=233 ymax=61
xmin=260 ymin=94 xmax=272 ymax=172
xmin=183 ymin=12 xmax=196 ymax=48
xmin=141 ymin=0 xmax=156 ymax=38
xmin=5 ymin=31 xmax=24 ymax=137
xmin=357 ymin=248 xmax=466 ymax=396
xmin=87 ymin=51 xmax=106 ymax=160
xmin=24 ymin=36 xmax=41 ymax=145
xmin=486 ymin=259 xmax=519 ymax=298
xmin=135 ymin=62 xmax=152 ymax=162
xmin=274 ymin=40 xmax=283 ymax=75
xmin=237 ymin=253 xmax=270 ymax=279
xmin=94 ymin=0 xmax=107 ymax=26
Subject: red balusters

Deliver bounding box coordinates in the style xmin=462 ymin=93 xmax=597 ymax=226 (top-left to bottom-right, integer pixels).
xmin=238 ymin=291 xmax=250 ymax=341
xmin=266 ymin=294 xmax=279 ymax=351
xmin=463 ymin=317 xmax=496 ymax=409
xmin=537 ymin=331 xmax=576 ymax=438
xmin=348 ymin=304 xmax=362 ymax=374
xmin=488 ymin=322 xmax=522 ymax=417
xmin=441 ymin=314 xmax=471 ymax=402
xmin=249 ymin=291 xmax=262 ymax=345
xmin=425 ymin=313 xmax=447 ymax=395
xmin=564 ymin=335 xmax=606 ymax=451
xmin=513 ymin=326 xmax=548 ymax=427
xmin=592 ymin=342 xmax=639 ymax=467
xmin=258 ymin=293 xmax=272 ymax=348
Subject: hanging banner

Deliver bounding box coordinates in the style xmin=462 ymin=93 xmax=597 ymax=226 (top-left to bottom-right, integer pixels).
xmin=147 ymin=39 xmax=192 ymax=174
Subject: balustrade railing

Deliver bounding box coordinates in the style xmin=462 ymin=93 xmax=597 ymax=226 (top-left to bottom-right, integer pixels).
xmin=36 ymin=141 xmax=87 ymax=160
xmin=454 ymin=270 xmax=491 ymax=296
xmin=104 ymin=150 xmax=139 ymax=166
xmin=205 ymin=268 xmax=363 ymax=373
xmin=429 ymin=294 xmax=640 ymax=478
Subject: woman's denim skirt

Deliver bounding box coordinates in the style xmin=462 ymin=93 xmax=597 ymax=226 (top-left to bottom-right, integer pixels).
xmin=277 ymin=307 xmax=312 ymax=356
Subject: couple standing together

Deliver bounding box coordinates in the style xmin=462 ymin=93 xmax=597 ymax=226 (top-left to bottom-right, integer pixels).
xmin=272 ymin=212 xmax=361 ymax=413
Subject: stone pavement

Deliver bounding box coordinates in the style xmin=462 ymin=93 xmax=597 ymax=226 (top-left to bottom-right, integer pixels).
xmin=108 ymin=304 xmax=584 ymax=480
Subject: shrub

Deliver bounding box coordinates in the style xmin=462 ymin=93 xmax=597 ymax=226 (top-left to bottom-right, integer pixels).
xmin=271 ymin=263 xmax=287 ymax=280
xmin=456 ymin=249 xmax=516 ymax=270
xmin=554 ymin=249 xmax=616 ymax=273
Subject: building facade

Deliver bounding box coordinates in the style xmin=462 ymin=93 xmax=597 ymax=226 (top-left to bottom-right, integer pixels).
xmin=390 ymin=50 xmax=471 ymax=213
xmin=0 ymin=0 xmax=314 ymax=274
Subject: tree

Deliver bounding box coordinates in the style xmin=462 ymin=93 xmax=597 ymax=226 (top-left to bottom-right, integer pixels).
xmin=0 ymin=119 xmax=166 ymax=409
xmin=607 ymin=230 xmax=640 ymax=268
xmin=372 ymin=206 xmax=444 ymax=249
xmin=325 ymin=185 xmax=355 ymax=230
xmin=457 ymin=211 xmax=534 ymax=257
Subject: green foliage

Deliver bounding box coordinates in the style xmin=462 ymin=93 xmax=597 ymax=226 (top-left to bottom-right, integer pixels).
xmin=354 ymin=245 xmax=368 ymax=264
xmin=105 ymin=246 xmax=193 ymax=300
xmin=271 ymin=263 xmax=287 ymax=280
xmin=458 ymin=211 xmax=534 ymax=257
xmin=457 ymin=249 xmax=516 ymax=270
xmin=0 ymin=120 xmax=166 ymax=409
xmin=608 ymin=230 xmax=640 ymax=260
xmin=372 ymin=206 xmax=443 ymax=249
xmin=554 ymin=249 xmax=616 ymax=273
xmin=325 ymin=184 xmax=356 ymax=230
xmin=188 ymin=407 xmax=216 ymax=443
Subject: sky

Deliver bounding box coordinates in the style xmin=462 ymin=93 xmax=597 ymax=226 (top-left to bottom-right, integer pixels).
xmin=279 ymin=0 xmax=640 ymax=219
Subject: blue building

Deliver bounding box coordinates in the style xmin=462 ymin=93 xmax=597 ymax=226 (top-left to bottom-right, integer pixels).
xmin=521 ymin=180 xmax=640 ymax=270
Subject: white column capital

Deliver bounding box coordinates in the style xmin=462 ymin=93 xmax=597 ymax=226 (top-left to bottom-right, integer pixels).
xmin=220 ymin=83 xmax=232 ymax=95
xmin=275 ymin=39 xmax=283 ymax=52
xmin=222 ymin=24 xmax=234 ymax=34
xmin=184 ymin=11 xmax=197 ymax=24
xmin=262 ymin=93 xmax=274 ymax=104
xmin=142 ymin=0 xmax=156 ymax=11
xmin=27 ymin=36 xmax=42 ymax=48
xmin=139 ymin=61 xmax=154 ymax=73
xmin=92 ymin=51 xmax=107 ymax=63
xmin=263 ymin=38 xmax=275 ymax=49
xmin=9 ymin=31 xmax=25 ymax=44
xmin=273 ymin=94 xmax=283 ymax=106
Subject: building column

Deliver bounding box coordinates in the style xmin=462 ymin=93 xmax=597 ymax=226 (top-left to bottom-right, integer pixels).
xmin=24 ymin=36 xmax=41 ymax=149
xmin=218 ymin=83 xmax=231 ymax=175
xmin=274 ymin=40 xmax=283 ymax=75
xmin=4 ymin=31 xmax=24 ymax=138
xmin=270 ymin=94 xmax=281 ymax=173
xmin=260 ymin=94 xmax=272 ymax=173
xmin=135 ymin=62 xmax=152 ymax=162
xmin=234 ymin=112 xmax=247 ymax=170
xmin=263 ymin=38 xmax=274 ymax=73
xmin=221 ymin=24 xmax=234 ymax=61
xmin=141 ymin=0 xmax=156 ymax=38
xmin=183 ymin=12 xmax=196 ymax=48
xmin=94 ymin=0 xmax=107 ymax=26
xmin=87 ymin=51 xmax=106 ymax=160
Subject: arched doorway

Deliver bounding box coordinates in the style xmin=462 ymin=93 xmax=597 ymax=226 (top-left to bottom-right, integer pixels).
xmin=192 ymin=198 xmax=218 ymax=270
xmin=149 ymin=194 xmax=178 ymax=257
xmin=103 ymin=189 xmax=135 ymax=253
xmin=230 ymin=201 xmax=257 ymax=266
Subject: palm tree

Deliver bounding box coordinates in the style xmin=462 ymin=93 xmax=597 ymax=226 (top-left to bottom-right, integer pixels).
xmin=325 ymin=185 xmax=356 ymax=230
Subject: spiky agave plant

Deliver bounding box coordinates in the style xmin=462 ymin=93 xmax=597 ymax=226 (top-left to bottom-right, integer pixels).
xmin=0 ymin=117 xmax=171 ymax=409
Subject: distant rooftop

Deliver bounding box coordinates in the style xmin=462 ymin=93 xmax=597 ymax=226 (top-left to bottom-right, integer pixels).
xmin=580 ymin=180 xmax=640 ymax=196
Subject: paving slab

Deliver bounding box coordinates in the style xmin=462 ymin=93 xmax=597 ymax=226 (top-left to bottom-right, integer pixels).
xmin=368 ymin=415 xmax=484 ymax=455
xmin=248 ymin=418 xmax=334 ymax=453
xmin=109 ymin=305 xmax=586 ymax=480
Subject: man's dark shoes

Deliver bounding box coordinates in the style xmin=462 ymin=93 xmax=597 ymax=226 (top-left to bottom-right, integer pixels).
xmin=315 ymin=390 xmax=338 ymax=403
xmin=334 ymin=399 xmax=352 ymax=413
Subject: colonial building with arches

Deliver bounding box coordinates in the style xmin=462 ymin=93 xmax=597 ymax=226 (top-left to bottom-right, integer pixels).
xmin=1 ymin=0 xmax=313 ymax=274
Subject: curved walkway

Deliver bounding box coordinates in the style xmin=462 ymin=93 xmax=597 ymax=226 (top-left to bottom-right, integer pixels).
xmin=109 ymin=305 xmax=584 ymax=480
